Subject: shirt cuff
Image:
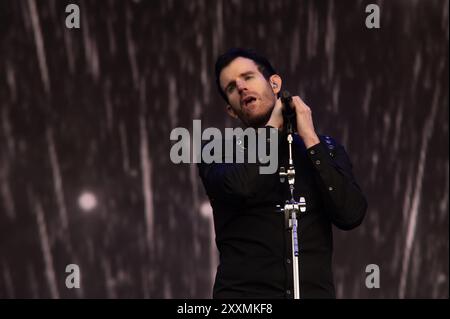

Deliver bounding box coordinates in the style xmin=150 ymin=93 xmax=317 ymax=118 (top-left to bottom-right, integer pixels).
xmin=306 ymin=142 xmax=331 ymax=172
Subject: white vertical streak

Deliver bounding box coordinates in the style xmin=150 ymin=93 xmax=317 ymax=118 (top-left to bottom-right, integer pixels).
xmin=442 ymin=0 xmax=448 ymax=37
xmin=290 ymin=28 xmax=300 ymax=71
xmin=0 ymin=170 xmax=15 ymax=220
xmin=63 ymin=26 xmax=75 ymax=74
xmin=141 ymin=267 xmax=150 ymax=298
xmin=46 ymin=128 xmax=69 ymax=229
xmin=81 ymin=8 xmax=100 ymax=82
xmin=107 ymin=18 xmax=117 ymax=57
xmin=34 ymin=198 xmax=60 ymax=298
xmin=81 ymin=10 xmax=91 ymax=74
xmin=392 ymin=106 xmax=403 ymax=155
xmin=201 ymin=50 xmax=210 ymax=105
xmin=2 ymin=108 xmax=15 ymax=157
xmin=5 ymin=63 xmax=17 ymax=103
xmin=2 ymin=262 xmax=15 ymax=298
xmin=27 ymin=264 xmax=39 ymax=298
xmin=411 ymin=52 xmax=422 ymax=93
xmin=213 ymin=0 xmax=223 ymax=59
xmin=27 ymin=0 xmax=50 ymax=94
xmin=163 ymin=273 xmax=172 ymax=298
xmin=91 ymin=39 xmax=100 ymax=81
xmin=102 ymin=258 xmax=117 ymax=299
xmin=382 ymin=113 xmax=391 ymax=149
xmin=126 ymin=7 xmax=139 ymax=90
xmin=401 ymin=172 xmax=414 ymax=224
xmin=139 ymin=116 xmax=155 ymax=253
xmin=306 ymin=1 xmax=318 ymax=60
xmin=439 ymin=164 xmax=449 ymax=220
xmin=168 ymin=76 xmax=178 ymax=129
xmin=0 ymin=132 xmax=15 ymax=219
xmin=190 ymin=163 xmax=199 ymax=238
xmin=21 ymin=0 xmax=32 ymax=32
xmin=325 ymin=0 xmax=335 ymax=81
xmin=332 ymin=81 xmax=339 ymax=114
xmin=362 ymin=83 xmax=372 ymax=119
xmin=399 ymin=88 xmax=440 ymax=298
xmin=200 ymin=202 xmax=219 ymax=292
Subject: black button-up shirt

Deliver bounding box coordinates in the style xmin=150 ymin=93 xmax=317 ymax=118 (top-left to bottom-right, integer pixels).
xmin=198 ymin=127 xmax=367 ymax=299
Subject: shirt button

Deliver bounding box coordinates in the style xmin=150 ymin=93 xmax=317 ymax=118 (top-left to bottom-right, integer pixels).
xmin=328 ymin=186 xmax=334 ymax=191
xmin=286 ymin=289 xmax=291 ymax=295
xmin=286 ymin=258 xmax=291 ymax=264
xmin=310 ymin=149 xmax=315 ymax=155
xmin=315 ymin=160 xmax=321 ymax=165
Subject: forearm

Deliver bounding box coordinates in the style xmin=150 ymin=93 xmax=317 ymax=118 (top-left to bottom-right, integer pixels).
xmin=307 ymin=140 xmax=367 ymax=230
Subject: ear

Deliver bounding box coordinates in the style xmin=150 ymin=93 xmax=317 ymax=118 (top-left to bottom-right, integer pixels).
xmin=269 ymin=74 xmax=282 ymax=95
xmin=226 ymin=104 xmax=238 ymax=119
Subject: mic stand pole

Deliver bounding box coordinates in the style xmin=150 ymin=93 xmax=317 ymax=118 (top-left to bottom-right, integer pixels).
xmin=278 ymin=110 xmax=306 ymax=300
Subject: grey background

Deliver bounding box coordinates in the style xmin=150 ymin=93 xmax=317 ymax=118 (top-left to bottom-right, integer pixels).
xmin=0 ymin=0 xmax=448 ymax=298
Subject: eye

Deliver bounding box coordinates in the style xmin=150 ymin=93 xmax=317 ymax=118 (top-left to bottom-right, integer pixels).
xmin=244 ymin=75 xmax=253 ymax=80
xmin=226 ymin=85 xmax=235 ymax=94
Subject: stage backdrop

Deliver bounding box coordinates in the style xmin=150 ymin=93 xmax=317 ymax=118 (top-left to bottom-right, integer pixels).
xmin=0 ymin=0 xmax=447 ymax=298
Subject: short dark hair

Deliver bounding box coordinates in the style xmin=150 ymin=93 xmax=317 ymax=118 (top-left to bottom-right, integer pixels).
xmin=214 ymin=48 xmax=277 ymax=102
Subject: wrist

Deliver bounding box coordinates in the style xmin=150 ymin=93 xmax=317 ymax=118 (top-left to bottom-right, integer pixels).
xmin=302 ymin=133 xmax=320 ymax=148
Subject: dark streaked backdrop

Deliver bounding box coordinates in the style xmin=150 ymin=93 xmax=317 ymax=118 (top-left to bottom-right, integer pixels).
xmin=0 ymin=0 xmax=448 ymax=298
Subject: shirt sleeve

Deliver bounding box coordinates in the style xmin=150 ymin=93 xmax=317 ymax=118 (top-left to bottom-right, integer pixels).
xmin=306 ymin=136 xmax=368 ymax=230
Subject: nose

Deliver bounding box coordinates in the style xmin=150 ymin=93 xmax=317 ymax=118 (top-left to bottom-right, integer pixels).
xmin=236 ymin=79 xmax=247 ymax=92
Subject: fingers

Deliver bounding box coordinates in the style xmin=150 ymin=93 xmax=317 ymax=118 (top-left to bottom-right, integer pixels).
xmin=292 ymin=96 xmax=311 ymax=113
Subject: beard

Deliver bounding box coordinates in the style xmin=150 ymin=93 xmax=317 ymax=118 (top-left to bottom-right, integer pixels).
xmin=242 ymin=108 xmax=272 ymax=128
xmin=240 ymin=98 xmax=275 ymax=128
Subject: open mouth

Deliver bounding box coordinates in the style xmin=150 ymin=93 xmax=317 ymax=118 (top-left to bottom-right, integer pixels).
xmin=242 ymin=96 xmax=257 ymax=107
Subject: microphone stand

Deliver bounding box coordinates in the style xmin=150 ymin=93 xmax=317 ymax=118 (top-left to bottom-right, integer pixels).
xmin=278 ymin=91 xmax=306 ymax=299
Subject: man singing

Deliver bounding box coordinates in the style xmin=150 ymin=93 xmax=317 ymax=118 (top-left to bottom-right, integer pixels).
xmin=198 ymin=48 xmax=367 ymax=298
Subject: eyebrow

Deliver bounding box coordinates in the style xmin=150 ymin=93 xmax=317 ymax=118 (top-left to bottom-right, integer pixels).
xmin=224 ymin=71 xmax=255 ymax=92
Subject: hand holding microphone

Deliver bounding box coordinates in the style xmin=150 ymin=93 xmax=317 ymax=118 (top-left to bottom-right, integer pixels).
xmin=265 ymin=90 xmax=296 ymax=130
xmin=279 ymin=90 xmax=321 ymax=148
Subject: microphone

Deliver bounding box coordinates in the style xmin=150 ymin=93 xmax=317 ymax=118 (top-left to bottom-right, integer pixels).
xmin=280 ymin=90 xmax=296 ymax=132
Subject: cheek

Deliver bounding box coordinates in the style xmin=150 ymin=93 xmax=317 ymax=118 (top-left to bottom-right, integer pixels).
xmin=260 ymin=83 xmax=274 ymax=98
xmin=230 ymin=95 xmax=242 ymax=109
xmin=262 ymin=91 xmax=276 ymax=107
